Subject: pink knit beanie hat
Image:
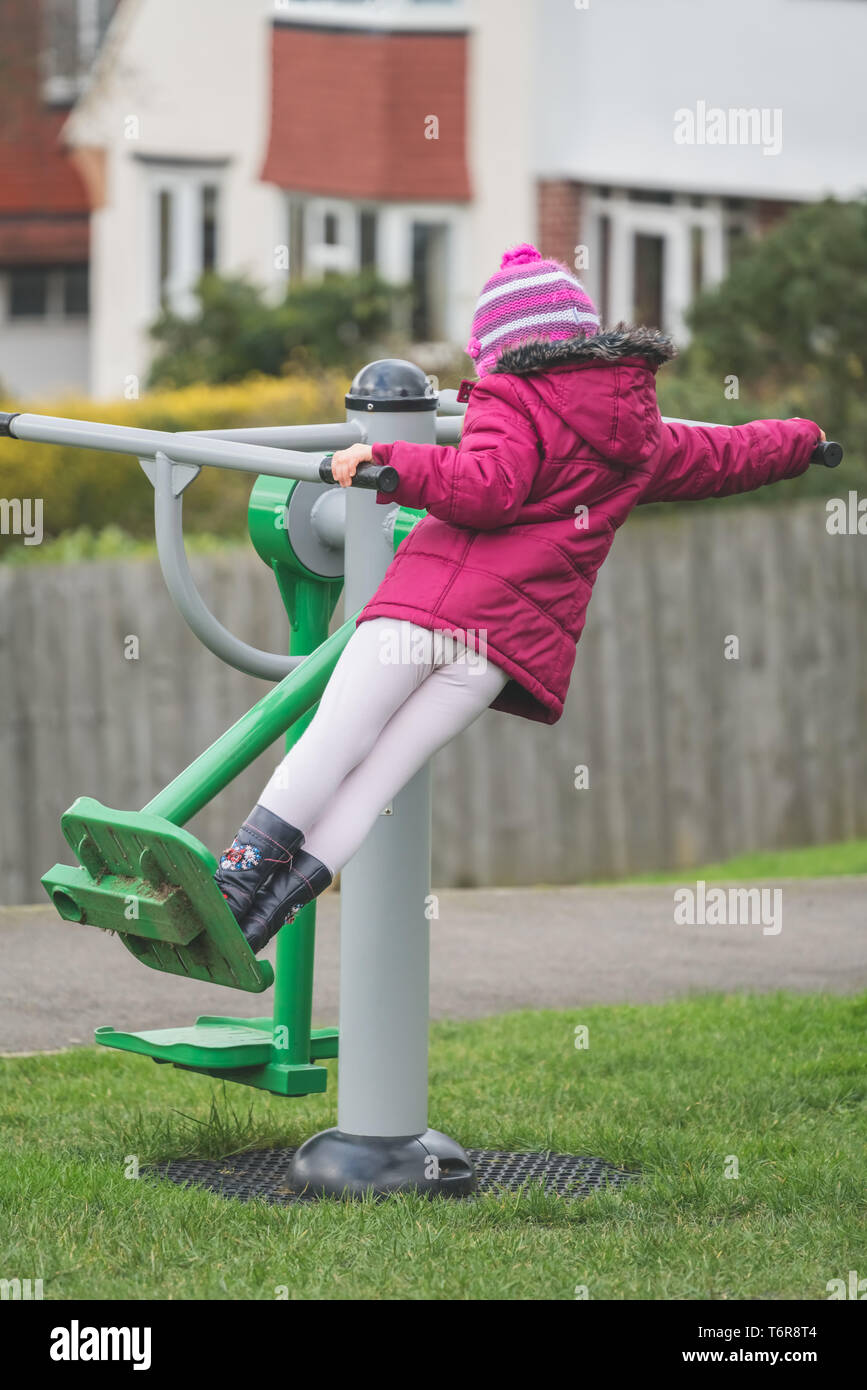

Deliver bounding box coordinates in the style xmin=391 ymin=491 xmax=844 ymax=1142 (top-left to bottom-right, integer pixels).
xmin=466 ymin=243 xmax=600 ymax=377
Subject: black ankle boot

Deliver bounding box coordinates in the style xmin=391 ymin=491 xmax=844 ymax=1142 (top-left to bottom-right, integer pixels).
xmin=214 ymin=805 xmax=304 ymax=925
xmin=242 ymin=850 xmax=333 ymax=954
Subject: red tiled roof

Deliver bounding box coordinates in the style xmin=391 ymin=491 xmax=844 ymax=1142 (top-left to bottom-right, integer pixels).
xmin=262 ymin=24 xmax=471 ymax=202
xmin=0 ymin=212 xmax=89 ymax=262
xmin=0 ymin=1 xmax=90 ymax=262
xmin=0 ymin=107 xmax=89 ymax=216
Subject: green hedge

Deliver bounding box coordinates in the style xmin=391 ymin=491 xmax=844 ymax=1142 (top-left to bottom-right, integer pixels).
xmin=0 ymin=372 xmax=348 ymax=555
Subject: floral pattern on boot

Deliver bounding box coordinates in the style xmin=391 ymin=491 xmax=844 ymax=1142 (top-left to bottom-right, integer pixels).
xmin=219 ymin=840 xmax=263 ymax=872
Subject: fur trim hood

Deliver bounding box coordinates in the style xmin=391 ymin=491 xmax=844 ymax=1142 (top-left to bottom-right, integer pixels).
xmin=491 ymin=324 xmax=677 ymax=376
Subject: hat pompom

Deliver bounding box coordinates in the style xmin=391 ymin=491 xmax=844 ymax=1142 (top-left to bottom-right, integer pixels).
xmin=466 ymin=335 xmax=481 ymax=359
xmin=500 ymin=242 xmax=542 ymax=270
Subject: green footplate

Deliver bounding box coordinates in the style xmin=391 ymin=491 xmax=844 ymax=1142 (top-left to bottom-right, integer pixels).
xmin=95 ymin=1016 xmax=339 ymax=1097
xmin=96 ymin=1019 xmax=274 ymax=1069
xmin=41 ymin=796 xmax=273 ymax=993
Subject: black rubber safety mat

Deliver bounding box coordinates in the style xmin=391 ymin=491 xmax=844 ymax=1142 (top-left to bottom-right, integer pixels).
xmin=147 ymin=1148 xmax=638 ymax=1202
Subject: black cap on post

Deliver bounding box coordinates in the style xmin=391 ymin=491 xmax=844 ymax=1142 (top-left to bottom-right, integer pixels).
xmin=345 ymin=359 xmax=438 ymax=413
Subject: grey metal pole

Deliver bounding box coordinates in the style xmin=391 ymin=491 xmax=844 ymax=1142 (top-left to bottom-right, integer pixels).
xmin=337 ymin=402 xmax=431 ymax=1142
xmin=288 ymin=360 xmax=475 ymax=1199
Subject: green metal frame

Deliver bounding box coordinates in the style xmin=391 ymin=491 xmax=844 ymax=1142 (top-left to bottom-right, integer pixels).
xmin=40 ymin=477 xmax=427 ymax=1097
xmin=41 ymin=474 xmax=351 ymax=1096
xmin=47 ymin=798 xmax=275 ymax=992
xmin=392 ymin=504 xmax=426 ymax=552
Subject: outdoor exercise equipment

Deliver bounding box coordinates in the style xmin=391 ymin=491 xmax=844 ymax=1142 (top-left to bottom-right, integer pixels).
xmin=0 ymin=371 xmax=842 ymax=1199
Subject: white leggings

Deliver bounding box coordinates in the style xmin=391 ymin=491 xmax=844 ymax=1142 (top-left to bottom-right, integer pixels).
xmin=257 ymin=618 xmax=508 ymax=874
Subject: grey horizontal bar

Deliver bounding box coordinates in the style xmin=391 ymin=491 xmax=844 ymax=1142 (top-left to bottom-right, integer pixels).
xmin=433 ymin=412 xmax=725 ymax=448
xmin=182 ymin=421 xmax=363 ymax=450
xmin=436 ymin=390 xmax=468 ymax=417
xmin=10 ymin=412 xmax=330 ymax=484
xmin=661 ymin=416 xmax=725 ymax=430
xmin=435 ymin=416 xmax=463 ymax=445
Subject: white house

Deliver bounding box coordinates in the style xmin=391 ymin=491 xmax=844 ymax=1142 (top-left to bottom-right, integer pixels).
xmin=531 ymin=0 xmax=867 ymax=339
xmin=62 ymin=0 xmax=286 ymax=399
xmin=3 ymin=0 xmax=866 ymax=400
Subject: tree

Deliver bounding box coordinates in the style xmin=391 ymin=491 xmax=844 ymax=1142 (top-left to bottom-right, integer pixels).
xmin=686 ymin=198 xmax=867 ymax=428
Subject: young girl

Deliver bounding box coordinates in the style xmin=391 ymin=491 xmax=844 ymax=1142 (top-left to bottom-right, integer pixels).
xmin=215 ymin=243 xmax=824 ymax=953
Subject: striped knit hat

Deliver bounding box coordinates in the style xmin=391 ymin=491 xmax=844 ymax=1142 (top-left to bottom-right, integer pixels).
xmin=466 ymin=243 xmax=600 ymax=377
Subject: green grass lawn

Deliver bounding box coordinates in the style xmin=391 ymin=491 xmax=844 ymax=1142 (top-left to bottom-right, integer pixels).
xmin=615 ymin=839 xmax=867 ymax=885
xmin=1 ymin=992 xmax=864 ymax=1300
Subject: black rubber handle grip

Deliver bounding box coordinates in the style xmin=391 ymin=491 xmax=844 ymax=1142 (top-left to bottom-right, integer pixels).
xmin=319 ymin=456 xmax=399 ymax=492
xmin=810 ymin=440 xmax=843 ymax=468
xmin=0 ymin=411 xmax=20 ymax=437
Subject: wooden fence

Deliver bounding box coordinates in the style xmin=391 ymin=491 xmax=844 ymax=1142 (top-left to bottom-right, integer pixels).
xmin=1 ymin=497 xmax=864 ymax=904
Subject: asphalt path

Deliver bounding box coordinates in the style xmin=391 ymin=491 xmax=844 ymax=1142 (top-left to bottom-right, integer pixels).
xmin=1 ymin=877 xmax=864 ymax=1053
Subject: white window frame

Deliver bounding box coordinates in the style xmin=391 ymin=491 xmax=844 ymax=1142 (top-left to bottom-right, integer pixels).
xmin=304 ymin=199 xmax=359 ymax=275
xmin=41 ymin=0 xmax=115 ymax=104
xmin=0 ymin=266 xmax=89 ymax=322
xmin=143 ymin=163 xmax=226 ymax=318
xmin=370 ymin=199 xmax=467 ymax=343
xmin=585 ymin=188 xmax=757 ymax=339
xmin=284 ymin=194 xmax=468 ymax=342
xmin=273 ymin=1 xmax=471 ymax=34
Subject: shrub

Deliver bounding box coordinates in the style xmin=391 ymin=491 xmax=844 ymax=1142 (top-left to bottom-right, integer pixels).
xmin=649 ymin=199 xmax=867 ymax=509
xmin=655 ymin=350 xmax=867 ymax=509
xmin=0 ymin=372 xmax=348 ymax=554
xmin=685 ymin=197 xmax=867 ymax=433
xmin=148 ymin=271 xmax=409 ymax=388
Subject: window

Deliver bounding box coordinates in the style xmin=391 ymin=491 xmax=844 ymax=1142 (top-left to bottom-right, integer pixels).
xmin=725 ymin=223 xmax=747 ymax=267
xmin=9 ymin=269 xmax=49 ymax=318
xmin=143 ymin=162 xmax=225 ymax=314
xmin=157 ymin=190 xmax=172 ymax=308
xmin=629 ymin=188 xmax=673 ymax=205
xmin=411 ymin=222 xmax=448 ymax=340
xmin=359 ymin=210 xmax=377 ymax=270
xmin=41 ymin=0 xmax=119 ymax=104
xmin=62 ymin=265 xmax=89 ymax=315
xmin=597 ymin=213 xmax=611 ymax=326
xmin=690 ymin=225 xmax=704 ymax=299
xmin=201 ymin=186 xmax=219 ymax=272
xmin=287 ymin=198 xmax=380 ymax=281
xmin=281 ymin=196 xmax=463 ymax=342
xmin=288 ymin=200 xmax=306 ymax=282
xmin=304 ymin=202 xmax=356 ymax=274
xmin=633 ymin=234 xmax=664 ymax=328
xmin=6 ymin=265 xmax=88 ymax=318
xmin=586 ymin=184 xmax=756 ymax=340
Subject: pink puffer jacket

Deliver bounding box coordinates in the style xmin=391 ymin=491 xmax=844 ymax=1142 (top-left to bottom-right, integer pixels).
xmin=358 ymin=329 xmax=821 ymax=724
